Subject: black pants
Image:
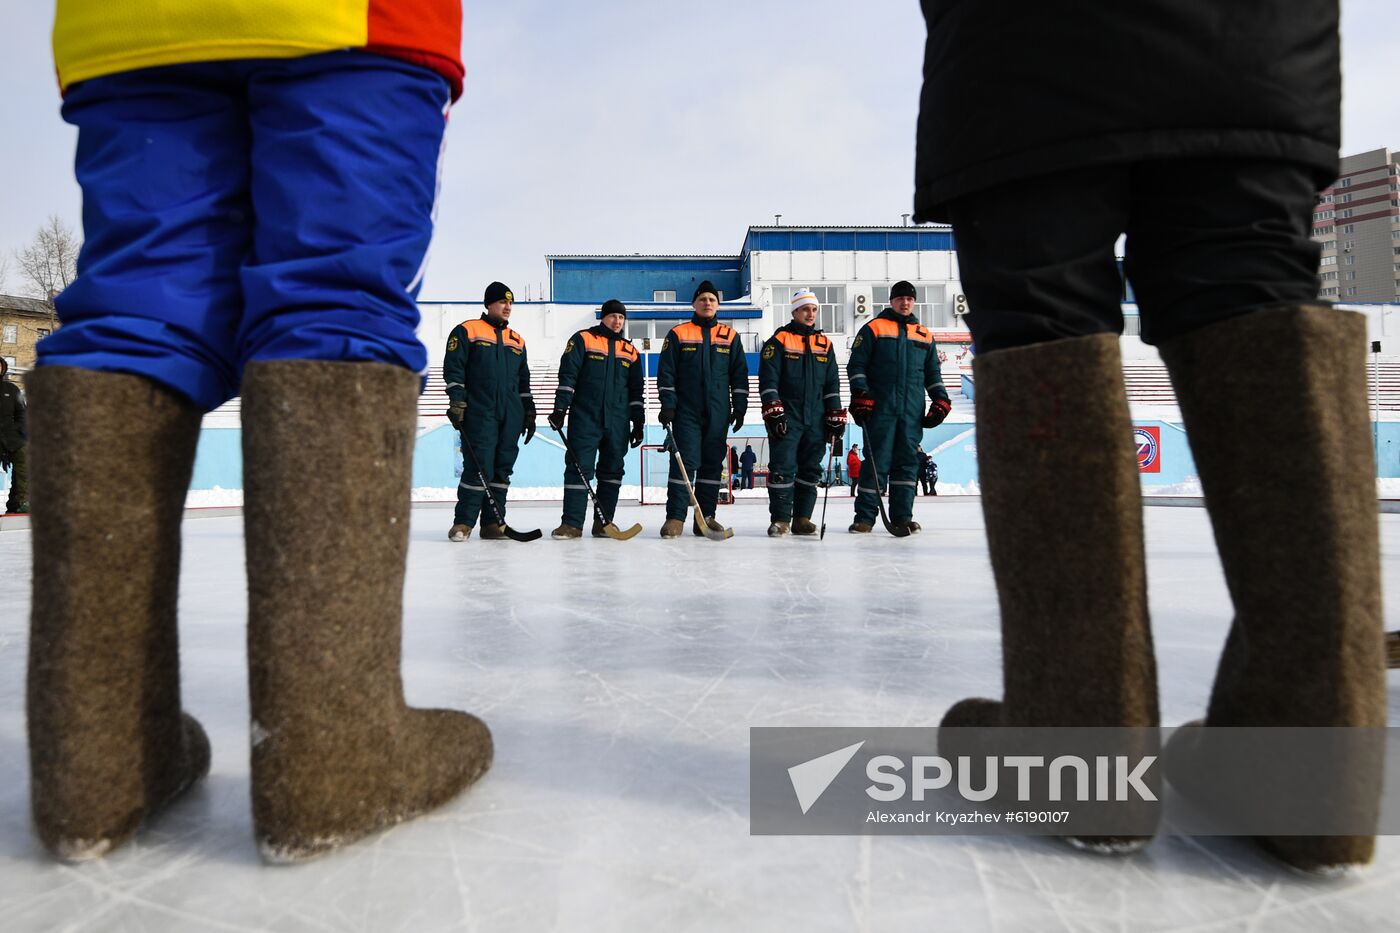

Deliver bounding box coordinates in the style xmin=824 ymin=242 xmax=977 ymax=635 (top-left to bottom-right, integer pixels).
xmin=946 ymin=159 xmax=1322 ymax=351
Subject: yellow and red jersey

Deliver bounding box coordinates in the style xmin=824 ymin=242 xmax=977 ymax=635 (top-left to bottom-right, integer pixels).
xmin=54 ymin=0 xmax=464 ymax=98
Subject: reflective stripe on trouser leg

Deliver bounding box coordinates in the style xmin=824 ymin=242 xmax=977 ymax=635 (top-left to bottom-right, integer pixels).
xmin=665 ymin=414 xmax=702 ymax=521
xmin=695 ymin=413 xmax=730 ymax=518
xmin=455 ymin=418 xmax=498 ymax=526
xmin=793 ymin=421 xmax=827 ymax=520
xmin=888 ymin=420 xmax=922 ymax=522
xmin=594 ymin=421 xmax=628 ymax=522
xmin=766 ymin=425 xmax=798 ymax=522
xmin=561 ymin=415 xmax=603 ymax=529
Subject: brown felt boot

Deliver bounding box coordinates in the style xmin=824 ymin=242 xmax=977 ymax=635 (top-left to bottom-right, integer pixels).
xmin=242 ymin=361 xmax=492 ymax=863
xmin=940 ymin=334 xmax=1159 ymax=852
xmin=1159 ymin=306 xmax=1385 ymax=873
xmin=693 ymin=514 xmax=727 ymax=536
xmin=448 ymin=523 xmax=472 ymax=542
xmin=27 ymin=368 xmax=210 ymax=861
xmin=791 ymin=517 xmax=818 ymax=536
xmin=551 ymin=523 xmax=582 ymax=539
xmin=660 ymin=518 xmax=685 ymax=538
xmin=591 ymin=517 xmax=609 ymax=538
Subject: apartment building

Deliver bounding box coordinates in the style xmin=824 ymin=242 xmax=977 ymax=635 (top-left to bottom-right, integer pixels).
xmin=1313 ymin=147 xmax=1400 ymax=303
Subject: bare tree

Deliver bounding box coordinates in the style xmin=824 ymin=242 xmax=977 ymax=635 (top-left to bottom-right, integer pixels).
xmin=0 ymin=252 xmax=10 ymax=295
xmin=14 ymin=215 xmax=80 ymax=309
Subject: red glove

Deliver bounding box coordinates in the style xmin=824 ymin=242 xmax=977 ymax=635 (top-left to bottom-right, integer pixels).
xmin=824 ymin=407 xmax=848 ymax=445
xmin=922 ymin=398 xmax=951 ymax=428
xmin=850 ymin=392 xmax=875 ymax=427
xmin=762 ymin=399 xmax=788 ymax=438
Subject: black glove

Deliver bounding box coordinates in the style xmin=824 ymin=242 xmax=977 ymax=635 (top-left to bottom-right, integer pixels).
xmin=630 ymin=416 xmax=645 ymax=448
xmin=730 ymin=404 xmax=745 ymax=432
xmin=850 ymin=391 xmax=874 ymax=427
xmin=659 ymin=407 xmax=676 ymax=428
xmin=762 ymin=399 xmax=787 ymax=438
xmin=548 ymin=409 xmax=566 ymax=432
xmin=522 ymin=398 xmax=537 ymax=444
xmin=446 ymin=400 xmax=467 ymax=429
xmin=921 ymin=398 xmax=951 ymax=429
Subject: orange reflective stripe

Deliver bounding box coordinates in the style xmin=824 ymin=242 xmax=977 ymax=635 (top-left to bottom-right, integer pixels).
xmin=463 ymin=319 xmax=497 ymax=340
xmin=775 ymin=331 xmax=807 ymax=352
xmin=580 ymin=332 xmax=611 ymax=354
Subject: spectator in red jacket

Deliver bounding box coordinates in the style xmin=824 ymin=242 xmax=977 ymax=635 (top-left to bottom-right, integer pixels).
xmin=846 ymin=444 xmax=861 ymax=494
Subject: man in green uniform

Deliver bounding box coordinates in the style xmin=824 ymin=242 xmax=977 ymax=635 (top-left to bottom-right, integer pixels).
xmin=548 ymin=299 xmax=645 ymax=538
xmin=657 ymin=280 xmax=748 ymax=538
xmin=847 ymin=280 xmax=950 ymax=534
xmin=759 ymin=289 xmax=845 ymax=536
xmin=443 ymin=281 xmax=536 ymax=540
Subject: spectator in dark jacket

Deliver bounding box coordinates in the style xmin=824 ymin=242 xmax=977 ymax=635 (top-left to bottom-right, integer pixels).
xmin=0 ymin=357 xmax=27 ymax=513
xmin=739 ymin=444 xmax=757 ymax=490
xmin=918 ymin=0 xmax=1380 ymax=872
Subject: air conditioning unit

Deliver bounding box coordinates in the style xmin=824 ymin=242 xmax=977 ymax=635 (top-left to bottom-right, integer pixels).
xmin=852 ymin=290 xmax=872 ymax=318
xmin=953 ymin=293 xmax=968 ymax=316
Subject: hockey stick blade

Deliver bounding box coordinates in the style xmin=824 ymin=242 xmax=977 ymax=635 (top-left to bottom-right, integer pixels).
xmin=504 ymin=526 xmax=543 ymax=542
xmin=602 ymin=522 xmax=643 ymax=540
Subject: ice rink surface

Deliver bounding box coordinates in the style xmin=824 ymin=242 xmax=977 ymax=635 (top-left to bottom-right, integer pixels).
xmin=2 ymin=497 xmax=1399 ymax=932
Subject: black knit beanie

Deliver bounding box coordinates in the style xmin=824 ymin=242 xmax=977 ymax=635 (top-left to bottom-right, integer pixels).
xmin=601 ymin=299 xmax=627 ymax=319
xmin=890 ymin=280 xmax=917 ymax=300
xmin=484 ymin=281 xmax=513 ymax=306
xmin=692 ymin=280 xmax=719 ymax=302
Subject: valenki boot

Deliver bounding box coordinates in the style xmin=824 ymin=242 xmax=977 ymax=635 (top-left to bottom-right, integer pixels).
xmin=27 ymin=368 xmax=210 ymax=860
xmin=242 ymin=360 xmax=492 ymax=862
xmin=1159 ymin=305 xmax=1385 ymax=872
xmin=940 ymin=334 xmax=1159 ymax=849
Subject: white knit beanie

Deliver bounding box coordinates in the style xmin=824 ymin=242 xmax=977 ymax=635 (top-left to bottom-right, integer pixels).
xmin=789 ymin=289 xmax=819 ymax=314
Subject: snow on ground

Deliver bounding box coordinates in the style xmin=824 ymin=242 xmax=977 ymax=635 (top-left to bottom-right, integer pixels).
xmin=2 ymin=499 xmax=1400 ymax=931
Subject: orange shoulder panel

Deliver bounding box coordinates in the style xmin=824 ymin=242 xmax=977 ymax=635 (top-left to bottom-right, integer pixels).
xmin=813 ymin=334 xmax=832 ymax=353
xmin=671 ymin=322 xmax=702 ymax=342
xmin=580 ymin=332 xmax=611 ymax=354
xmin=463 ymin=319 xmax=496 ymax=340
xmin=504 ymin=327 xmax=525 ymax=348
xmin=775 ymin=331 xmax=807 ymax=352
xmin=618 ymin=340 xmax=640 ymax=361
xmin=868 ymin=318 xmax=900 ymax=338
xmin=906 ymin=324 xmax=933 ymax=344
xmin=712 ymin=324 xmax=736 ymax=345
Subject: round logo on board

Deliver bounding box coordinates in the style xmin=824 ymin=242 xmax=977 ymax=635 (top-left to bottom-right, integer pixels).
xmin=1133 ymin=427 xmax=1159 ymax=470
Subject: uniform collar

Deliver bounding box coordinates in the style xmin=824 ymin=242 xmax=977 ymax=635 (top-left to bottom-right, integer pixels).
xmin=879 ymin=307 xmax=919 ymax=325
xmin=480 ymin=313 xmax=507 ymax=331
xmin=590 ymin=324 xmax=621 ymax=341
xmin=691 ymin=313 xmax=719 ymax=329
xmin=785 ymin=320 xmax=816 ymax=336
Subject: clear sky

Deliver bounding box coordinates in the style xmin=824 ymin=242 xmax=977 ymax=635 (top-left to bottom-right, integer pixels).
xmin=2 ymin=2 xmax=1397 ymax=302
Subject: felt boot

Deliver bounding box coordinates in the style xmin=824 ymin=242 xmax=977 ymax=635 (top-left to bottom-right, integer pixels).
xmin=940 ymin=334 xmax=1159 ymax=851
xmin=242 ymin=361 xmax=492 ymax=862
xmin=693 ymin=515 xmax=727 ymax=536
xmin=791 ymin=517 xmax=818 ymax=536
xmin=1159 ymin=306 xmax=1385 ymax=872
xmin=848 ymin=522 xmax=873 ymax=534
xmin=448 ymin=523 xmax=473 ymax=542
xmin=27 ymin=368 xmax=210 ymax=861
xmin=591 ymin=517 xmax=609 ymax=538
xmin=660 ymin=518 xmax=685 ymax=538
xmin=551 ymin=523 xmax=583 ymax=539
xmin=767 ymin=521 xmax=790 ymax=537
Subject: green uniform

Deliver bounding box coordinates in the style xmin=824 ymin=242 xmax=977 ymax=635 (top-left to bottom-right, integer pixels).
xmin=0 ymin=364 xmax=27 ymax=514
xmin=553 ymin=325 xmax=644 ymax=528
xmin=847 ymin=308 xmax=949 ymax=525
xmin=759 ymin=321 xmax=840 ymax=523
xmin=443 ymin=315 xmax=534 ymax=527
xmin=657 ymin=316 xmax=748 ymax=521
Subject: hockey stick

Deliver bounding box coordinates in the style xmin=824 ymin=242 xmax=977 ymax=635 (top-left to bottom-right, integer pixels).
xmin=459 ymin=430 xmax=542 ymax=541
xmin=818 ymin=441 xmax=839 ymax=540
xmin=663 ymin=425 xmax=733 ymax=541
xmin=557 ymin=424 xmax=642 ymax=540
xmin=858 ymin=424 xmax=910 ymax=538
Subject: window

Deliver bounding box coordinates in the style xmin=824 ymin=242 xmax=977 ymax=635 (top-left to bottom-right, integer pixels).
xmin=1320 ymin=271 xmax=1338 ymax=281
xmin=625 ymin=320 xmax=655 ymax=346
xmin=1 ymin=356 xmax=14 ymax=371
xmin=1 ymin=324 xmax=15 ymax=344
xmin=1346 ymin=255 xmax=1356 ymax=265
xmin=778 ymin=284 xmax=848 ymax=334
xmin=1343 ymin=224 xmax=1356 ymax=234
xmin=1347 ymin=286 xmax=1358 ymax=296
xmin=37 ymin=328 xmax=50 ymax=338
xmin=1320 ymin=256 xmax=1336 ymax=266
xmin=1347 ymin=271 xmax=1356 ymax=280
xmin=871 ymin=284 xmax=951 ymax=327
xmin=1341 ymin=193 xmax=1352 ymax=203
xmin=1340 ymin=209 xmax=1354 ymax=218
xmin=652 ymin=290 xmax=676 ymax=302
xmin=1341 ymin=177 xmax=1352 ymax=188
